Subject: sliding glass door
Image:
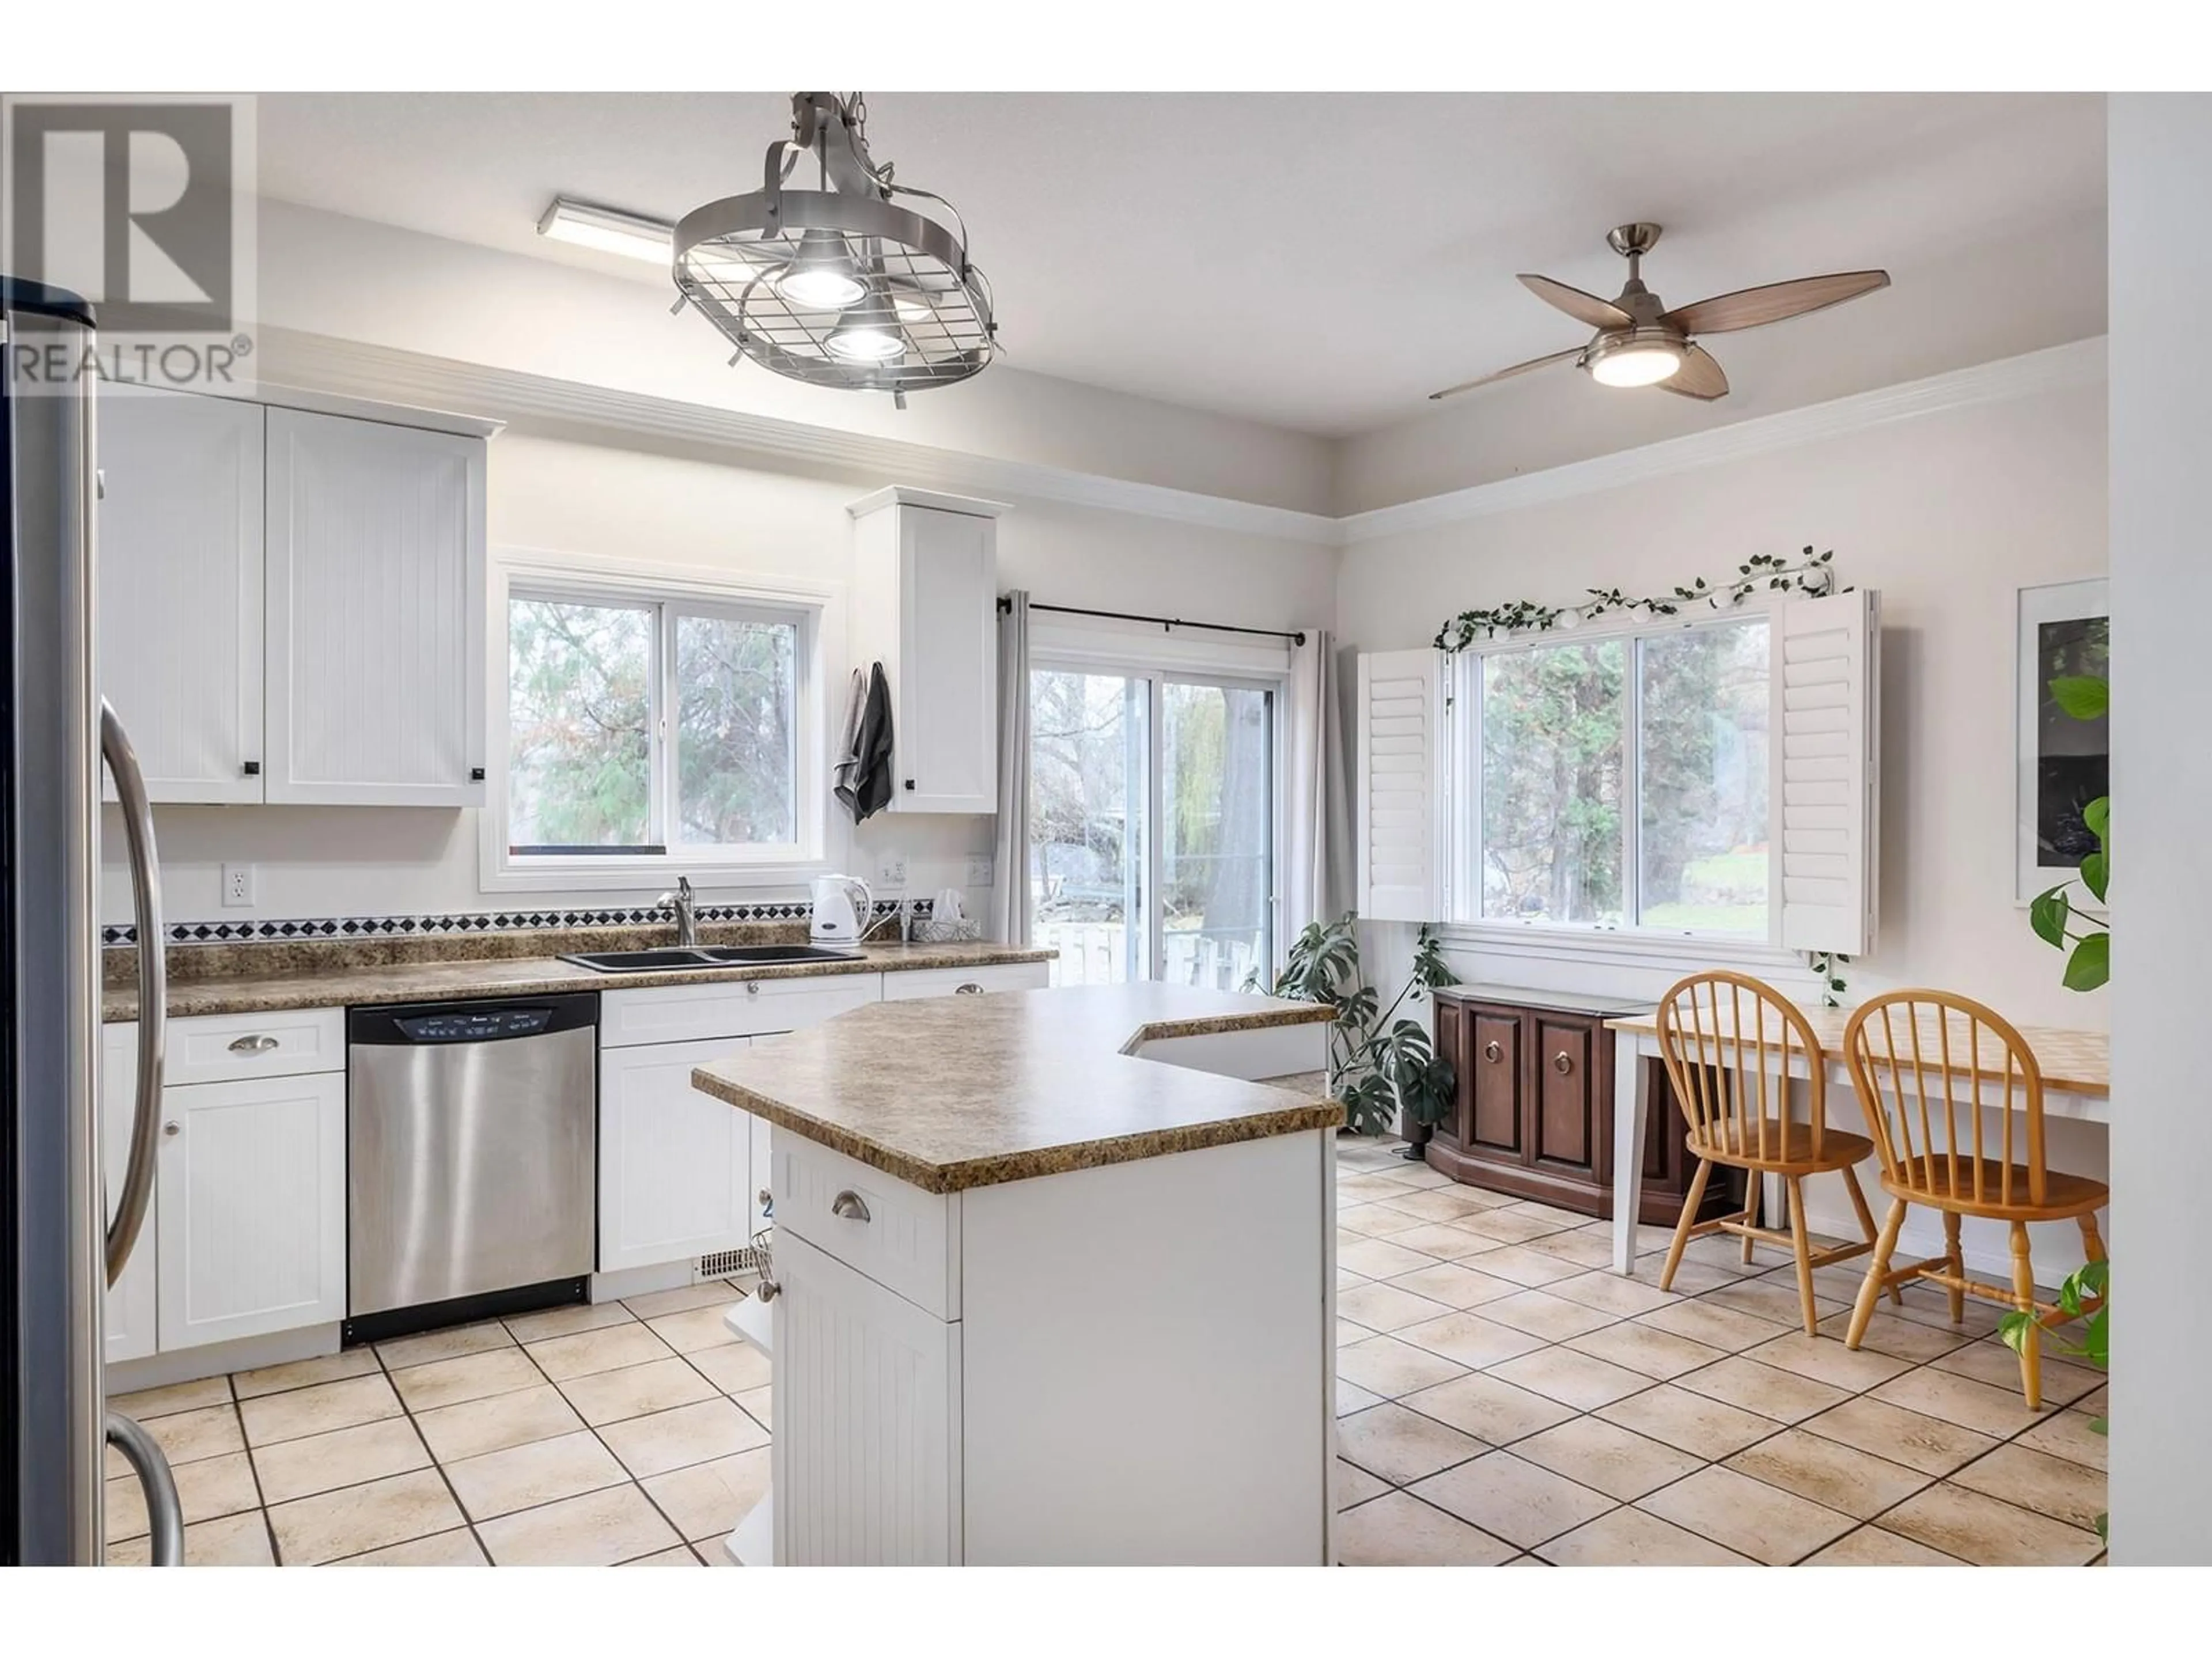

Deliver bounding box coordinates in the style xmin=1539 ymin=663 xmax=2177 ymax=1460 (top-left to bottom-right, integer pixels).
xmin=1029 ymin=666 xmax=1275 ymax=988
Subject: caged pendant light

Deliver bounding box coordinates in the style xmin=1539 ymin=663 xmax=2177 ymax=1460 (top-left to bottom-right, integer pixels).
xmin=671 ymin=92 xmax=998 ymax=400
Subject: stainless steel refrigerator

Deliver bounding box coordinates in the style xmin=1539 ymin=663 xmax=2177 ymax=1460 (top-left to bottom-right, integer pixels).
xmin=3 ymin=276 xmax=180 ymax=1565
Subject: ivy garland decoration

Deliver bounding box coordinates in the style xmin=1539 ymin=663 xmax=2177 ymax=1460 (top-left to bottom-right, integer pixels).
xmin=1805 ymin=950 xmax=1850 ymax=1009
xmin=1434 ymin=546 xmax=1842 ymax=653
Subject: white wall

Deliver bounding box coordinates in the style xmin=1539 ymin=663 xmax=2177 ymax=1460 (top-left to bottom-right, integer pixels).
xmin=1339 ymin=372 xmax=2108 ymax=1028
xmin=2108 ymin=93 xmax=2212 ymax=1567
xmin=1338 ymin=367 xmax=2110 ymax=1281
xmin=253 ymin=200 xmax=1336 ymax=518
xmin=104 ymin=427 xmax=1339 ymax=928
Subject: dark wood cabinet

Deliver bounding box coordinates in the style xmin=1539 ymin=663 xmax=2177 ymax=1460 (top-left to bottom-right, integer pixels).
xmin=1427 ymin=986 xmax=1731 ymax=1227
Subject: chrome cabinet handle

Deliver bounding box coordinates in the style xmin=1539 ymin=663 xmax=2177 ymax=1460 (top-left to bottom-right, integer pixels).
xmin=105 ymin=1412 xmax=183 ymax=1566
xmin=228 ymin=1033 xmax=279 ymax=1055
xmin=831 ymin=1190 xmax=872 ymax=1223
xmin=1554 ymin=1051 xmax=1574 ymax=1075
xmin=101 ymin=702 xmax=164 ymax=1289
xmin=747 ymin=981 xmax=760 ymax=997
xmin=755 ymin=1278 xmax=779 ymax=1303
xmin=162 ymin=1121 xmax=180 ymax=1138
xmin=1483 ymin=1040 xmax=1503 ymax=1063
xmin=955 ymin=982 xmax=984 ymax=995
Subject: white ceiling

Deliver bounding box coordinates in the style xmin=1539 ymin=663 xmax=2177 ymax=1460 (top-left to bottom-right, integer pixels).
xmin=256 ymin=92 xmax=2107 ymax=440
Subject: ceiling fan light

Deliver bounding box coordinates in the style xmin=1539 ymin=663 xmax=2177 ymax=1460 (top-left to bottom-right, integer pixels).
xmin=1586 ymin=338 xmax=1683 ymax=388
xmin=775 ymin=229 xmax=868 ymax=310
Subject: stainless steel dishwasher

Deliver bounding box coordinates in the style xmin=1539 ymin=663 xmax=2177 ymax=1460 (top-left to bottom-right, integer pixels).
xmin=346 ymin=994 xmax=597 ymax=1342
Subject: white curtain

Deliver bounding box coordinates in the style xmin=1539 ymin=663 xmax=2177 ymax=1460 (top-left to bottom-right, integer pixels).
xmin=1283 ymin=628 xmax=1353 ymax=957
xmin=990 ymin=591 xmax=1032 ymax=945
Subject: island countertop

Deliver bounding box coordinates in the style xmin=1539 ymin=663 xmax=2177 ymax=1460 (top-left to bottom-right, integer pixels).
xmin=690 ymin=983 xmax=1343 ymax=1193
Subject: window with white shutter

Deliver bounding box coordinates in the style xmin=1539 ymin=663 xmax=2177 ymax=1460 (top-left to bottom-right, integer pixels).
xmin=1356 ymin=649 xmax=1442 ymax=922
xmin=1399 ymin=586 xmax=1878 ymax=955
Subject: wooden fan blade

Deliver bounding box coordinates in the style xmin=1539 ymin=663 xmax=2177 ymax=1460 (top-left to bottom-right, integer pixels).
xmin=1518 ymin=274 xmax=1633 ymax=330
xmin=1428 ymin=347 xmax=1583 ymax=402
xmin=1662 ymin=270 xmax=1890 ymax=336
xmin=1658 ymin=344 xmax=1729 ymax=401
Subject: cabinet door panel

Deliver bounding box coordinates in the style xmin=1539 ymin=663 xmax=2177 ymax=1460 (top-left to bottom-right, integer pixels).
xmin=157 ymin=1072 xmax=345 ymax=1350
xmin=772 ymin=1232 xmax=959 ymax=1565
xmin=97 ymin=386 xmax=264 ymax=802
xmin=1467 ymin=1013 xmax=1522 ymax=1157
xmin=599 ymin=1036 xmax=755 ymax=1273
xmin=100 ymin=1025 xmax=158 ymax=1363
xmin=896 ymin=507 xmax=995 ymax=811
xmin=1529 ymin=1017 xmax=1595 ymax=1176
xmin=264 ymin=408 xmax=486 ymax=805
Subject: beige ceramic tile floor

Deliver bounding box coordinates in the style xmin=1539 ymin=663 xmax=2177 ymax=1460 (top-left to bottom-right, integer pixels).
xmin=103 ymin=1142 xmax=2107 ymax=1567
xmin=1330 ymin=1137 xmax=2108 ymax=1567
xmin=104 ymin=1279 xmax=766 ymax=1566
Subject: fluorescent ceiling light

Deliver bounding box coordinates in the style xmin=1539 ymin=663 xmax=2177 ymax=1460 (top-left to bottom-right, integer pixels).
xmin=537 ymin=198 xmax=674 ymax=264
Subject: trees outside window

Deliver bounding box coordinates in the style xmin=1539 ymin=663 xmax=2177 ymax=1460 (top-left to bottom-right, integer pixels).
xmin=1468 ymin=616 xmax=1770 ymax=938
xmin=507 ymin=589 xmax=801 ymax=858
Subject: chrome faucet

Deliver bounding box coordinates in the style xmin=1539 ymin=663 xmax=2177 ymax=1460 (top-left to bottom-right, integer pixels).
xmin=657 ymin=876 xmax=699 ymax=947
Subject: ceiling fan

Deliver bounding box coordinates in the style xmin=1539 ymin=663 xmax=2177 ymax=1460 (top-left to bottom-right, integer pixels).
xmin=1429 ymin=223 xmax=1889 ymax=404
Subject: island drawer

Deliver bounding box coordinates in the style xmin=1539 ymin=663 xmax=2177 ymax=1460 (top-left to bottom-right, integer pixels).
xmin=880 ymin=962 xmax=1051 ymax=1001
xmin=770 ymin=1134 xmax=959 ymax=1320
xmin=603 ymin=975 xmax=881 ymax=1048
xmin=162 ymin=1007 xmax=346 ymax=1086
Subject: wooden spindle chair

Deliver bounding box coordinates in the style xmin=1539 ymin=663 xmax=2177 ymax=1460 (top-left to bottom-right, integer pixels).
xmin=1652 ymin=972 xmax=1885 ymax=1335
xmin=1840 ymin=990 xmax=2107 ymax=1409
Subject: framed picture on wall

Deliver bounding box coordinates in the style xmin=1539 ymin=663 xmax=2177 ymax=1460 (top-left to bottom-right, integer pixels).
xmin=2016 ymin=578 xmax=2109 ymax=906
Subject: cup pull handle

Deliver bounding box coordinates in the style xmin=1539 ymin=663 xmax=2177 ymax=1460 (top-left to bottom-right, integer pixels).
xmin=830 ymin=1190 xmax=871 ymax=1224
xmin=228 ymin=1033 xmax=280 ymax=1055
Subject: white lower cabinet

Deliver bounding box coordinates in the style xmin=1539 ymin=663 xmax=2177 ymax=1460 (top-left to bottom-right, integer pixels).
xmin=156 ymin=1069 xmax=347 ymax=1351
xmin=100 ymin=1026 xmax=158 ymax=1365
xmin=772 ymin=1230 xmax=960 ymax=1566
xmin=599 ymin=1036 xmax=757 ymax=1274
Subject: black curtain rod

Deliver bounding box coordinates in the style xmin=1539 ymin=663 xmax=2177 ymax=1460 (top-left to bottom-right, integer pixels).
xmin=997 ymin=596 xmax=1306 ymax=647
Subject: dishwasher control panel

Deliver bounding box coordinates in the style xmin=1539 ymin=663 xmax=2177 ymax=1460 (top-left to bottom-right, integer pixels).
xmin=395 ymin=1007 xmax=555 ymax=1043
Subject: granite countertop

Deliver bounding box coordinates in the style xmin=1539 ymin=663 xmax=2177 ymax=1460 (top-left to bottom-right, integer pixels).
xmin=101 ymin=940 xmax=1056 ymax=1023
xmin=691 ymin=983 xmax=1344 ymax=1193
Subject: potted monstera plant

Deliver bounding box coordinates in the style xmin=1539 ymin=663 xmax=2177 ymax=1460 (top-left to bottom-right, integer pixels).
xmin=1257 ymin=914 xmax=1459 ymax=1148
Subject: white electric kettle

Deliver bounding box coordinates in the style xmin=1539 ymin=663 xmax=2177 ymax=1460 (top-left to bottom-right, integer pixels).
xmin=809 ymin=873 xmax=873 ymax=943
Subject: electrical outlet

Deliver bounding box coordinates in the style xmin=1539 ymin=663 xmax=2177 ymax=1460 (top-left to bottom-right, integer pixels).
xmin=221 ymin=863 xmax=256 ymax=907
xmin=965 ymin=854 xmax=994 ymax=887
xmin=876 ymin=854 xmax=908 ymax=889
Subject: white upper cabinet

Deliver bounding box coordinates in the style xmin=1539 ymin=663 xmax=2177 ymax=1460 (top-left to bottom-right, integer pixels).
xmin=264 ymin=408 xmax=488 ymax=806
xmin=849 ymin=488 xmax=1003 ymax=814
xmin=97 ymin=387 xmax=266 ymax=802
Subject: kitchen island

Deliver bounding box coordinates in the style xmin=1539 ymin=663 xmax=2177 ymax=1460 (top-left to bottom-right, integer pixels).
xmin=691 ymin=983 xmax=1342 ymax=1566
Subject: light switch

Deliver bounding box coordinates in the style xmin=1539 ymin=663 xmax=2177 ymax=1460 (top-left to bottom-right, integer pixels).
xmin=965 ymin=854 xmax=994 ymax=887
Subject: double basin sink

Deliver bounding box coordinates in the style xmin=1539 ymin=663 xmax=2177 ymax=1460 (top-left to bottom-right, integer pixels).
xmin=559 ymin=944 xmax=864 ymax=974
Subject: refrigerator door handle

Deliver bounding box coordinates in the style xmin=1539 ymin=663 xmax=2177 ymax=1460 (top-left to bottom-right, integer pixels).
xmin=104 ymin=1412 xmax=184 ymax=1565
xmin=100 ymin=700 xmax=165 ymax=1286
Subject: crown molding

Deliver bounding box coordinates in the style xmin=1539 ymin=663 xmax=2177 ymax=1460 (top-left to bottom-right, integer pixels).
xmin=257 ymin=329 xmax=1342 ymax=546
xmin=1335 ymin=335 xmax=2108 ymax=546
xmin=257 ymin=329 xmax=2105 ymax=552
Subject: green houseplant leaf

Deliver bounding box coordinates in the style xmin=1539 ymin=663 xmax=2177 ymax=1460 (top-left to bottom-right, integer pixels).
xmin=2029 ymin=887 xmax=2071 ymax=948
xmin=2063 ymin=931 xmax=2110 ymax=993
xmin=2079 ymin=851 xmax=2108 ymax=904
xmin=2048 ymin=676 xmax=2110 ymax=721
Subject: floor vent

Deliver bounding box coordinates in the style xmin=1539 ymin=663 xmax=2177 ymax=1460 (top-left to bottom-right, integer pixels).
xmin=695 ymin=1244 xmax=763 ymax=1282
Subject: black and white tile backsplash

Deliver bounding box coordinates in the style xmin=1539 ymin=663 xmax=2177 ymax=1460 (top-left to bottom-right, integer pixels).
xmin=102 ymin=896 xmax=930 ymax=949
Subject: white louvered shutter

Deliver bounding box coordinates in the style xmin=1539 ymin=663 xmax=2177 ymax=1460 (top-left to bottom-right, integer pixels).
xmin=1356 ymin=649 xmax=1442 ymax=923
xmin=1777 ymin=589 xmax=1880 ymax=956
